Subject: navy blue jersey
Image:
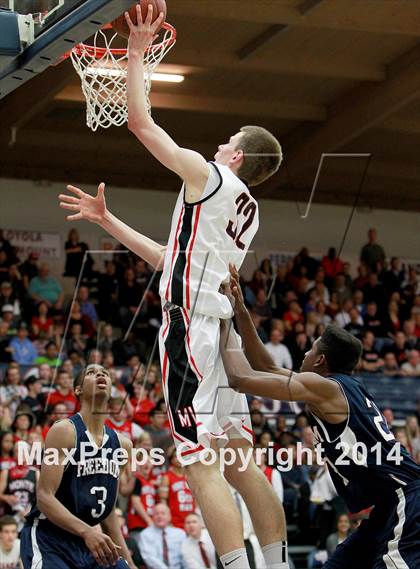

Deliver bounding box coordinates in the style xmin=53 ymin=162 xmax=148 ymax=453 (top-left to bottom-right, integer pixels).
xmin=308 ymin=373 xmax=420 ymax=513
xmin=26 ymin=413 xmax=121 ymax=527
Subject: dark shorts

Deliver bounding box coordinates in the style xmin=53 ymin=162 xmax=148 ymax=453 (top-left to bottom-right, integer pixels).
xmin=324 ymin=480 xmax=420 ymax=569
xmin=20 ymin=519 xmax=129 ymax=569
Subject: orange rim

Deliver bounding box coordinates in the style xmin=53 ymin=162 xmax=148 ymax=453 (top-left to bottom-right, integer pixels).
xmin=71 ymin=22 xmax=176 ymax=58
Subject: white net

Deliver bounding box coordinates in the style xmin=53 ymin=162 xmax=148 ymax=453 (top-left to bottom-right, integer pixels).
xmin=70 ymin=25 xmax=176 ymax=131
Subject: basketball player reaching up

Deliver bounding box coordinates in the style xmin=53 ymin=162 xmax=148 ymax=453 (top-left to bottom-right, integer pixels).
xmin=20 ymin=364 xmax=136 ymax=569
xmin=58 ymin=5 xmax=290 ymax=568
xmin=220 ymin=266 xmax=420 ymax=569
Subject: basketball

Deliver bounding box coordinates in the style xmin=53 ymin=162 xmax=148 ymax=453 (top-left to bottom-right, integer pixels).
xmin=111 ymin=0 xmax=167 ymax=39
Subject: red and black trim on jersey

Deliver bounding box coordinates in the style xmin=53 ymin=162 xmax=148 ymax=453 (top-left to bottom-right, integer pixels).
xmin=161 ymin=307 xmax=203 ymax=452
xmin=169 ymin=163 xmax=223 ymax=308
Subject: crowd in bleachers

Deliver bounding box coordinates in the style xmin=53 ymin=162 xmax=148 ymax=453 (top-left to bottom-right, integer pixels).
xmin=0 ymin=225 xmax=420 ymax=569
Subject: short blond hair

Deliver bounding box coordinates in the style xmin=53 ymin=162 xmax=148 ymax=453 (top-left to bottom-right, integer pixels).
xmin=236 ymin=125 xmax=283 ymax=186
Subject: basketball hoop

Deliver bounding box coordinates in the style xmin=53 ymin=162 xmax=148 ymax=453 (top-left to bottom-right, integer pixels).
xmin=70 ymin=23 xmax=176 ymax=131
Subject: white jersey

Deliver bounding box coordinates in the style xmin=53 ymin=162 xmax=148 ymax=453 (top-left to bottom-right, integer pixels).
xmin=159 ymin=162 xmax=259 ymax=319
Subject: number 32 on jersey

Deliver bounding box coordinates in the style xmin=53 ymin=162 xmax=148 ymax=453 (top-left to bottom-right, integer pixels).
xmin=226 ymin=192 xmax=257 ymax=250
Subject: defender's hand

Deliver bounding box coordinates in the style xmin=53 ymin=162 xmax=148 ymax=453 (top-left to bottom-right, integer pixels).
xmin=82 ymin=527 xmax=120 ymax=567
xmin=229 ymin=264 xmax=246 ymax=313
xmin=125 ymin=4 xmax=165 ymax=55
xmin=59 ymin=183 xmax=107 ymax=224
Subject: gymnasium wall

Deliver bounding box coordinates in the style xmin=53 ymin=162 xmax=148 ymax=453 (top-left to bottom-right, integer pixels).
xmin=1 ymin=177 xmax=419 ymax=278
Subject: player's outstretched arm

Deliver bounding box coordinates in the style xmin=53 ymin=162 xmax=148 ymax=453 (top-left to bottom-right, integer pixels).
xmin=223 ymin=264 xmax=279 ymax=373
xmin=59 ymin=183 xmax=166 ymax=270
xmin=37 ymin=421 xmax=120 ymax=567
xmin=125 ymin=5 xmax=209 ymax=197
xmin=220 ymin=321 xmax=342 ymax=408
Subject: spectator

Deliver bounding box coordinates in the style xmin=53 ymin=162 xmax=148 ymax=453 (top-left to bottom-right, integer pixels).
xmin=0 ymin=322 xmax=12 ymax=363
xmin=18 ymin=252 xmax=39 ymax=286
xmin=0 ymin=306 xmax=18 ymax=336
xmin=131 ymin=382 xmax=155 ymax=427
xmin=283 ymin=301 xmax=304 ymax=332
xmin=68 ymin=300 xmax=95 ymax=338
xmin=0 ymin=515 xmax=20 ymax=569
xmin=41 ymin=402 xmax=69 ymax=439
xmin=383 ymin=353 xmax=403 ymax=378
xmin=405 ymin=416 xmax=420 ymax=457
xmin=0 ymin=433 xmax=15 ymax=472
xmin=264 ymin=329 xmax=293 ymax=369
xmin=255 ymin=446 xmax=284 ymax=504
xmin=126 ymin=458 xmax=157 ymax=534
xmin=46 ymin=370 xmax=78 ymax=414
xmin=0 ymin=231 xmax=13 ymax=262
xmin=66 ymin=323 xmax=87 ymax=358
xmin=363 ymin=301 xmax=385 ymax=337
xmin=0 ymin=252 xmax=11 ymax=285
xmin=11 ymin=408 xmax=35 ymax=443
xmin=384 ymin=331 xmax=409 ymax=365
xmin=0 ymin=365 xmax=27 ymax=418
xmin=401 ymin=350 xmax=420 ymax=377
xmin=362 ymin=272 xmax=387 ymax=310
xmin=28 ymin=263 xmax=64 ymax=312
xmin=77 ymin=286 xmax=98 ymax=324
xmin=22 ymin=376 xmax=45 ymax=424
xmin=402 ymin=319 xmax=419 ymax=350
xmin=118 ymin=268 xmax=143 ymax=328
xmin=159 ymin=447 xmax=196 ymax=530
xmin=35 ymin=341 xmax=62 ymax=367
xmin=326 ymin=514 xmax=351 ymax=558
xmin=31 ymin=301 xmax=53 ymax=339
xmin=334 ymin=299 xmax=353 ymax=328
xmin=382 ymin=407 xmax=395 ymax=428
xmin=344 ymin=308 xmax=364 ymax=338
xmin=182 ymin=513 xmax=217 ymax=569
xmin=9 ymin=324 xmax=37 ymax=365
xmin=383 ymin=257 xmax=405 ymax=295
xmin=0 ymin=282 xmax=20 ymax=320
xmin=383 ymin=300 xmax=401 ymax=336
xmin=0 ymin=442 xmax=38 ymax=531
xmin=98 ymin=323 xmax=116 ymax=353
xmin=105 ymin=397 xmax=143 ymax=441
xmin=333 ymin=274 xmax=352 ymax=305
xmin=360 ymin=331 xmax=384 ymax=373
xmin=64 ymin=228 xmax=94 ymax=278
xmin=254 ymin=289 xmax=272 ymax=327
xmin=360 ymin=228 xmax=385 ymax=273
xmin=97 ymin=261 xmax=119 ymax=320
xmin=352 ymin=289 xmax=365 ymax=316
xmin=138 ymin=504 xmax=185 ymax=569
xmin=321 ymin=247 xmax=344 ymax=285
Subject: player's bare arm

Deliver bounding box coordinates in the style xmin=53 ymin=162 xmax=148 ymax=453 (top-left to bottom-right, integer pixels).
xmin=58 ymin=182 xmax=166 ymax=270
xmin=36 ymin=420 xmax=120 ymax=567
xmin=101 ymin=434 xmax=136 ymax=569
xmin=221 ymin=267 xmax=347 ymax=423
xmin=125 ymin=4 xmax=209 ymax=203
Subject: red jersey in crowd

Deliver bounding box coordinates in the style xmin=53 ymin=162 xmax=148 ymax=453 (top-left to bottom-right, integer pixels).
xmin=130 ymin=396 xmax=155 ymax=427
xmin=105 ymin=417 xmax=143 ymax=441
xmin=47 ymin=390 xmax=79 ymax=414
xmin=165 ymin=468 xmax=195 ymax=529
xmin=127 ymin=474 xmax=157 ymax=531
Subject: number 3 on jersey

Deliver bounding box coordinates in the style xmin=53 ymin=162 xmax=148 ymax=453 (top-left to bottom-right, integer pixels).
xmin=91 ymin=486 xmax=107 ymax=518
xmin=226 ymin=192 xmax=257 ymax=250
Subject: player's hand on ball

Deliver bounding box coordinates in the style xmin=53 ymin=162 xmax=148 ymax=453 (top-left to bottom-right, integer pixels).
xmin=125 ymin=4 xmax=164 ymax=54
xmin=59 ymin=182 xmax=107 ymax=224
xmin=83 ymin=528 xmax=120 ymax=566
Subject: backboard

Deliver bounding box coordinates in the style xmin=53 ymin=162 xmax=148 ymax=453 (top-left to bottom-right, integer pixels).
xmin=0 ymin=0 xmax=135 ymax=99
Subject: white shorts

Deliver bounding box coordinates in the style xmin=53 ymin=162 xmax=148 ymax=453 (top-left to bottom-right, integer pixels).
xmin=158 ymin=305 xmax=253 ymax=464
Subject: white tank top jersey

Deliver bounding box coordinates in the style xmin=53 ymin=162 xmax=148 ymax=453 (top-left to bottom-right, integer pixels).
xmin=159 ymin=162 xmax=259 ymax=319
